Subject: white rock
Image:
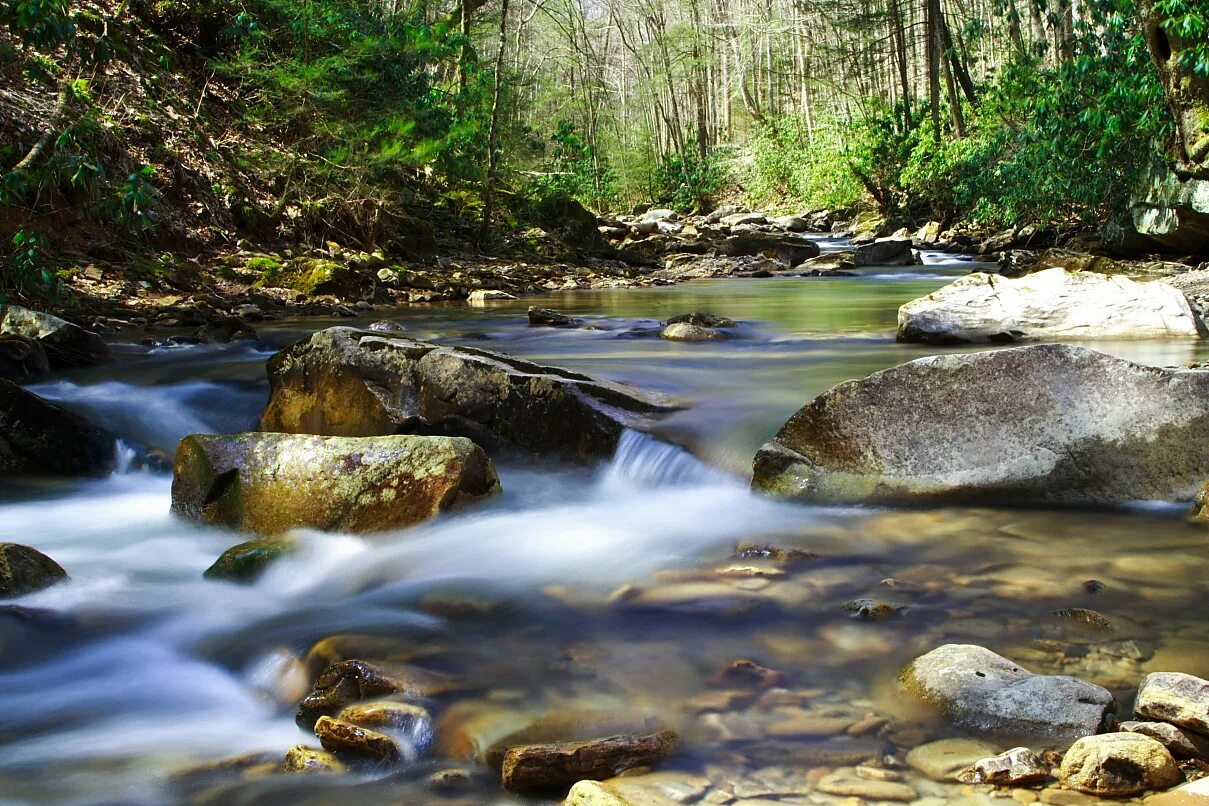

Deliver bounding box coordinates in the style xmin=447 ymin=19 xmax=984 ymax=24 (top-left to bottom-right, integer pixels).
xmin=467 ymin=289 xmax=517 ymax=305
xmin=898 ymin=268 xmax=1200 ymax=344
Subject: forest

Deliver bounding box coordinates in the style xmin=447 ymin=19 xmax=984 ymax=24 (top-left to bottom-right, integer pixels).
xmin=2 ymin=0 xmax=1207 ymax=298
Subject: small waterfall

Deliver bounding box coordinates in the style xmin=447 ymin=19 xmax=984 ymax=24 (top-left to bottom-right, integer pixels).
xmin=600 ymin=429 xmax=730 ymax=488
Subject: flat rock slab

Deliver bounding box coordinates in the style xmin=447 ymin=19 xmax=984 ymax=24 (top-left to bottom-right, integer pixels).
xmin=900 ymin=644 xmax=1114 ymax=743
xmin=752 ymin=343 xmax=1209 ymax=505
xmin=260 ymin=327 xmax=677 ymax=459
xmin=897 ymin=268 xmax=1200 ymax=344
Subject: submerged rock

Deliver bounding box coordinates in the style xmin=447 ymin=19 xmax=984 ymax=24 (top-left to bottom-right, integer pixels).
xmin=171 ymin=432 xmax=499 ymax=535
xmin=489 ymin=712 xmax=679 ymax=792
xmin=339 ymin=700 xmax=434 ymax=756
xmin=0 ymin=335 xmax=49 ymax=382
xmin=897 ymin=269 xmax=1200 ymax=344
xmin=659 ymin=322 xmax=726 ymax=342
xmin=259 ymin=327 xmax=676 ymax=459
xmin=0 ymin=380 xmax=115 ymax=476
xmin=203 ymin=535 xmax=298 ymax=583
xmin=1134 ymin=672 xmax=1209 ymax=734
xmin=1059 ymin=733 xmax=1181 ymax=797
xmin=314 ymin=715 xmax=402 ymax=763
xmin=0 ymin=304 xmax=110 ymax=367
xmin=296 ymin=659 xmax=457 ymax=730
xmin=752 ymin=344 xmax=1209 ymax=505
xmin=0 ymin=543 xmax=68 ymax=598
xmin=527 ymin=306 xmax=579 ymax=327
xmin=899 ymin=644 xmax=1114 ymax=742
xmin=666 ymin=312 xmax=738 ymax=329
xmin=906 ymin=738 xmax=999 ymax=782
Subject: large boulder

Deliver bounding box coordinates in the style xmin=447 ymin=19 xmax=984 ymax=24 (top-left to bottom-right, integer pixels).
xmin=1132 ymin=170 xmax=1209 ymax=253
xmin=897 ymin=269 xmax=1200 ymax=345
xmin=535 ymin=193 xmax=609 ymax=253
xmin=752 ymin=344 xmax=1209 ymax=505
xmin=259 ymin=327 xmax=675 ymax=459
xmin=720 ymin=233 xmax=819 ymax=266
xmin=0 ymin=304 xmax=110 ymax=367
xmin=899 ymin=644 xmax=1114 ymax=743
xmin=171 ymin=432 xmax=499 ymax=535
xmin=0 ymin=380 xmax=115 ymax=475
xmin=853 ymin=238 xmax=914 ymax=266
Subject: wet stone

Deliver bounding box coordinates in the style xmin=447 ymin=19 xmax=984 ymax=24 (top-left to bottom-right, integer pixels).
xmin=498 ymin=728 xmax=678 ymax=791
xmin=314 ymin=715 xmax=403 ymax=763
xmin=203 ymin=535 xmax=298 ymax=583
xmin=843 ymin=597 xmax=904 ymax=620
xmin=0 ymin=543 xmax=68 ymax=598
xmin=710 ymin=658 xmax=786 ymax=689
xmin=282 ymin=744 xmax=346 ymax=774
xmin=296 ymin=659 xmax=457 ymax=729
xmin=338 ymin=700 xmax=434 ymax=755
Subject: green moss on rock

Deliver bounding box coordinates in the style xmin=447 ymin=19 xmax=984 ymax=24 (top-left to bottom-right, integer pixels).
xmin=0 ymin=543 xmax=69 ymax=597
xmin=203 ymin=535 xmax=299 ymax=583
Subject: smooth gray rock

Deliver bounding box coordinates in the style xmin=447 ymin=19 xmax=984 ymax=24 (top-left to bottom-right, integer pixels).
xmin=660 ymin=323 xmax=726 ymax=342
xmin=1135 ymin=672 xmax=1209 ymax=735
xmin=900 ymin=644 xmax=1114 ymax=743
xmin=897 ymin=269 xmax=1199 ymax=344
xmin=752 ymin=344 xmax=1209 ymax=505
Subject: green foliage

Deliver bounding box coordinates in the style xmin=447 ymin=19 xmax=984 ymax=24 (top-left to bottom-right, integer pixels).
xmin=747 ymin=117 xmax=864 ymax=211
xmin=1156 ymin=0 xmax=1209 ymax=77
xmin=522 ymin=120 xmax=620 ymax=211
xmin=4 ymin=228 xmax=59 ymax=299
xmin=651 ymin=148 xmax=729 ymax=213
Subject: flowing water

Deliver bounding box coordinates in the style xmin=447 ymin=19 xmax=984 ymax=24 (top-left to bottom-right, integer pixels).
xmin=5 ymin=256 xmax=1209 ymax=805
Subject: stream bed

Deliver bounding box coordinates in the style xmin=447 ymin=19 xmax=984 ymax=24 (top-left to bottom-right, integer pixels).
xmin=4 ymin=258 xmax=1209 ymax=805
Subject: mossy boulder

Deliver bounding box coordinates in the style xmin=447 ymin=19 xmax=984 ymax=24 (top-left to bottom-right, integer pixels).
xmin=261 ymin=257 xmax=363 ymax=298
xmin=0 ymin=543 xmax=68 ymax=598
xmin=171 ymin=432 xmax=499 ymax=535
xmin=0 ymin=304 xmax=110 ymax=367
xmin=203 ymin=535 xmax=298 ymax=583
xmin=0 ymin=380 xmax=116 ymax=475
xmin=259 ymin=327 xmax=677 ymax=459
xmin=534 ymin=193 xmax=609 ymax=253
xmin=753 ymin=344 xmax=1209 ymax=505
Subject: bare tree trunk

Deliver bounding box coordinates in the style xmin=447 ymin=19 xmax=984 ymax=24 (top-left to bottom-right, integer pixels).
xmin=479 ymin=0 xmax=512 ymax=244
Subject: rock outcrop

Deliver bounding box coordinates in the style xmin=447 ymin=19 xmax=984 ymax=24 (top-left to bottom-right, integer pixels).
xmin=0 ymin=380 xmax=115 ymax=475
xmin=899 ymin=644 xmax=1114 ymax=742
xmin=0 ymin=304 xmax=111 ymax=367
xmin=259 ymin=327 xmax=676 ymax=459
xmin=752 ymin=344 xmax=1209 ymax=505
xmin=897 ymin=269 xmax=1201 ymax=344
xmin=172 ymin=432 xmax=499 ymax=534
